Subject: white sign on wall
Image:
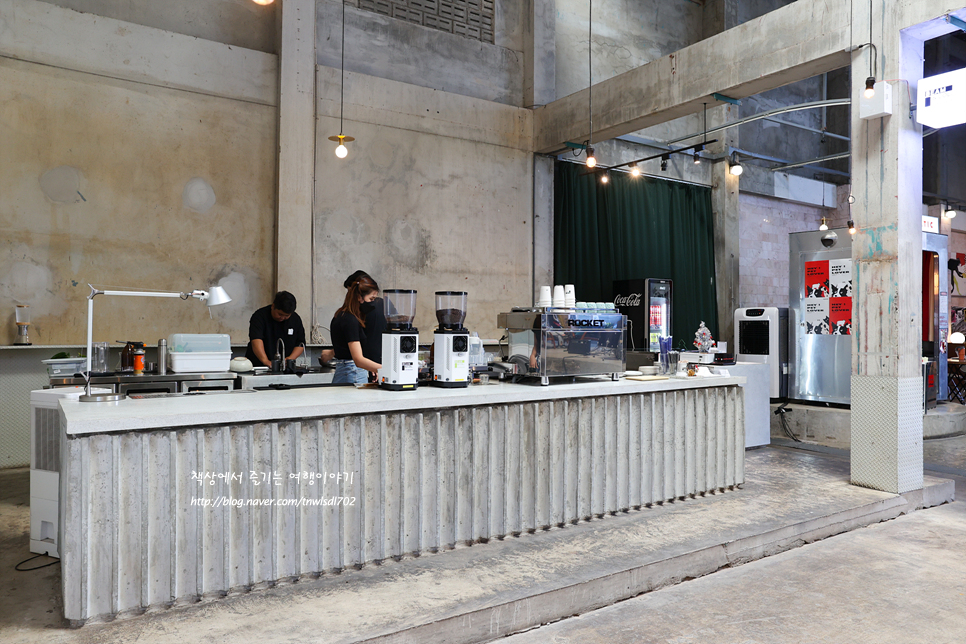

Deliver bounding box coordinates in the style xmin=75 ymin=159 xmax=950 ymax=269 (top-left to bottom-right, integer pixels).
xmin=918 ymin=67 xmax=966 ymax=129
xmin=923 ymin=215 xmax=940 ymax=233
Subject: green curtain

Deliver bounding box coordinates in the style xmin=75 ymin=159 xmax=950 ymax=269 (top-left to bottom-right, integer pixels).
xmin=554 ymin=160 xmax=718 ymax=348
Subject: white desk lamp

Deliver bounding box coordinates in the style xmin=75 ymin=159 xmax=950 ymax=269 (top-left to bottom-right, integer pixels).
xmin=80 ymin=284 xmax=232 ymax=402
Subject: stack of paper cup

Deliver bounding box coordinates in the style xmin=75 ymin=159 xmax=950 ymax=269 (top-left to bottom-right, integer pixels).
xmin=563 ymin=284 xmax=576 ymax=308
xmin=537 ymin=285 xmax=552 ymax=308
xmin=552 ymin=285 xmax=566 ymax=308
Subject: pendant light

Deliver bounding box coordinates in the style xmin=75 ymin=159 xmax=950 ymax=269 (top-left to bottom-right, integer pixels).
xmin=327 ymin=0 xmax=355 ymax=159
xmin=629 ymin=162 xmax=640 ymax=177
xmin=848 ymin=220 xmax=857 ymax=234
xmin=819 ymin=217 xmax=829 ymax=231
xmin=862 ymin=0 xmax=877 ymax=99
xmin=584 ymin=0 xmax=595 ymax=169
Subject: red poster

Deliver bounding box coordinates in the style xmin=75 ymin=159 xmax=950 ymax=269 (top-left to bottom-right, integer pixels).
xmin=830 ymin=297 xmax=852 ymax=335
xmin=805 ymin=261 xmax=830 ymax=298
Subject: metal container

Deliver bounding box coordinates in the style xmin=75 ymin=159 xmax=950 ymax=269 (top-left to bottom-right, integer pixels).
xmin=157 ymin=339 xmax=167 ymax=375
xmin=498 ymin=309 xmax=626 ymax=385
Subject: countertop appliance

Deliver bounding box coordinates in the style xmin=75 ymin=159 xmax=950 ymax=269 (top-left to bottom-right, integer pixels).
xmin=378 ymin=289 xmax=419 ymax=390
xmin=50 ymin=371 xmax=237 ymax=394
xmin=236 ymin=371 xmax=335 ymax=389
xmin=498 ymin=308 xmax=626 ymax=385
xmin=433 ymin=291 xmax=470 ymax=388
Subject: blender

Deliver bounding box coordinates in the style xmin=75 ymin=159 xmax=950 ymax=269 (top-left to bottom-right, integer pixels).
xmin=378 ymin=289 xmax=419 ymax=390
xmin=14 ymin=305 xmax=31 ymax=345
xmin=433 ymin=291 xmax=469 ymax=387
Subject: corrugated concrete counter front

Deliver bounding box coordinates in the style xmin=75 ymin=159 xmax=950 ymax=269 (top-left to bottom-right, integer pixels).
xmin=58 ymin=376 xmax=746 ymax=623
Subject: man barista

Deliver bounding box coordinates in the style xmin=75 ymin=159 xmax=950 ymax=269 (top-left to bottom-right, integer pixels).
xmin=245 ymin=291 xmax=306 ymax=367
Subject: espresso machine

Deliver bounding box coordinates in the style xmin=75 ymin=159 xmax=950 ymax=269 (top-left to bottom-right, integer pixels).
xmin=378 ymin=289 xmax=419 ymax=390
xmin=433 ymin=291 xmax=469 ymax=387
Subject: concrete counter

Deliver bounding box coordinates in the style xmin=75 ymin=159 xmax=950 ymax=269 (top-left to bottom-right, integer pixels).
xmin=58 ymin=376 xmax=746 ymax=623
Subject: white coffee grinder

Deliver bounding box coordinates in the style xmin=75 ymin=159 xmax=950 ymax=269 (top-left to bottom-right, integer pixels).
xmin=14 ymin=305 xmax=31 ymax=345
xmin=433 ymin=291 xmax=469 ymax=387
xmin=378 ymin=289 xmax=419 ymax=390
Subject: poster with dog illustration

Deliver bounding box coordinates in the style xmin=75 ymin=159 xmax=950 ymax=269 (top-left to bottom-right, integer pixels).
xmin=829 ymin=259 xmax=852 ymax=298
xmin=830 ymin=297 xmax=852 ymax=335
xmin=804 ymin=299 xmax=830 ymax=334
xmin=805 ymin=261 xmax=830 ymax=298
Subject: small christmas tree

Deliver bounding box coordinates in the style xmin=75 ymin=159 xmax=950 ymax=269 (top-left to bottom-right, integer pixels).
xmin=693 ymin=321 xmax=715 ymax=353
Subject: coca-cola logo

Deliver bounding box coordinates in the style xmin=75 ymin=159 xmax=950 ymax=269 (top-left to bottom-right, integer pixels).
xmin=614 ymin=293 xmax=642 ymax=308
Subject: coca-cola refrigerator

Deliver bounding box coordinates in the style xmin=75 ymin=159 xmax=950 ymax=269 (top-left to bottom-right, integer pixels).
xmin=613 ymin=278 xmax=672 ymax=352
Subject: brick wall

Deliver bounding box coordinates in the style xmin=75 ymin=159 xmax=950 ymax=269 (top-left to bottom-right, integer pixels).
xmin=738 ymin=192 xmax=829 ymax=308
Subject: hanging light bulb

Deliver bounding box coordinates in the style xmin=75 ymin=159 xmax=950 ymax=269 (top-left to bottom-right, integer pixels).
xmin=251 ymin=0 xmax=274 ymax=4
xmin=848 ymin=220 xmax=856 ymax=235
xmin=629 ymin=162 xmax=640 ymax=177
xmin=660 ymin=154 xmax=669 ymax=172
xmin=585 ymin=145 xmax=597 ymax=168
xmin=819 ymin=217 xmax=829 ymax=231
xmin=329 ymin=133 xmax=354 ymax=159
xmin=327 ymin=0 xmax=353 ymax=160
xmin=600 ymin=172 xmax=609 ymax=184
xmin=729 ymin=151 xmax=743 ymax=176
xmin=693 ymin=144 xmax=703 ymax=165
xmin=864 ymin=77 xmax=876 ymax=99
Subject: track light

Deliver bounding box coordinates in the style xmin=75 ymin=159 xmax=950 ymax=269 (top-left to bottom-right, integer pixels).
xmin=629 ymin=162 xmax=640 ymax=177
xmin=848 ymin=220 xmax=856 ymax=235
xmin=729 ymin=151 xmax=743 ymax=176
xmin=660 ymin=154 xmax=669 ymax=172
xmin=585 ymin=146 xmax=597 ymax=168
xmin=945 ymin=203 xmax=958 ymax=219
xmin=819 ymin=217 xmax=829 ymax=231
xmin=864 ymin=76 xmax=876 ymax=99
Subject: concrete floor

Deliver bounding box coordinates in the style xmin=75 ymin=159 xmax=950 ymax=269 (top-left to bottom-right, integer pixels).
xmin=0 ymin=437 xmax=963 ymax=644
xmin=504 ymin=445 xmax=966 ymax=644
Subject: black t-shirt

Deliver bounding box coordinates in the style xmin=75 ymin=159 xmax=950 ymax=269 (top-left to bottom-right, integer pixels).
xmin=361 ymin=298 xmax=387 ymax=363
xmin=330 ymin=310 xmax=366 ymax=360
xmin=245 ymin=305 xmax=306 ymax=365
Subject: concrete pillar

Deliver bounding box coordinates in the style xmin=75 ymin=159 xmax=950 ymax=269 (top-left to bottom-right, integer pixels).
xmin=275 ymin=0 xmax=316 ymax=324
xmin=710 ymin=104 xmax=740 ymax=347
xmin=849 ymin=5 xmax=924 ymax=494
xmin=533 ymin=156 xmax=554 ymax=304
xmin=705 ymin=0 xmax=740 ymax=346
xmin=527 ymin=0 xmax=556 ymax=302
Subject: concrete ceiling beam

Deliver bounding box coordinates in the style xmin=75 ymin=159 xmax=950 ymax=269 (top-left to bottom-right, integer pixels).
xmin=534 ymin=0 xmax=966 ymax=156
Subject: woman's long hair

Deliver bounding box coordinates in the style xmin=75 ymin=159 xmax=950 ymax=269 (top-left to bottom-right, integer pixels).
xmin=336 ymin=275 xmax=379 ymax=327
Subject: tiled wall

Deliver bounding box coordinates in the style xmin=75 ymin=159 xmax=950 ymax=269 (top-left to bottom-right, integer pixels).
xmin=347 ymin=0 xmax=494 ymax=43
xmin=738 ymin=192 xmax=829 ymax=308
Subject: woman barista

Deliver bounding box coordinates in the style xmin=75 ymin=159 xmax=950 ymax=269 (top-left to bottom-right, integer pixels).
xmin=330 ymin=275 xmax=382 ymax=384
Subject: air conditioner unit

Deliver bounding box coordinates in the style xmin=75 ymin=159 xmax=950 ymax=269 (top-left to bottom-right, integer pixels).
xmin=30 ymin=386 xmax=109 ymax=558
xmin=734 ymin=307 xmax=788 ymax=400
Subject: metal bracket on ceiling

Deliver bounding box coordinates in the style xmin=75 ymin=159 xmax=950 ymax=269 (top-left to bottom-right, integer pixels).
xmin=946 ymin=14 xmax=966 ymax=33
xmin=712 ymin=93 xmax=741 ymax=106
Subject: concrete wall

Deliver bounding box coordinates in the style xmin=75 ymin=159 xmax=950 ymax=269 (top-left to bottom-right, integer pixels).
xmin=0 ymin=0 xmax=278 ymax=345
xmin=37 ymin=0 xmax=278 ymax=52
xmin=317 ymin=0 xmax=525 ymax=106
xmin=738 ymin=192 xmax=829 ymax=308
xmin=313 ymin=66 xmax=533 ymax=340
xmin=553 ymin=0 xmax=704 ymax=101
